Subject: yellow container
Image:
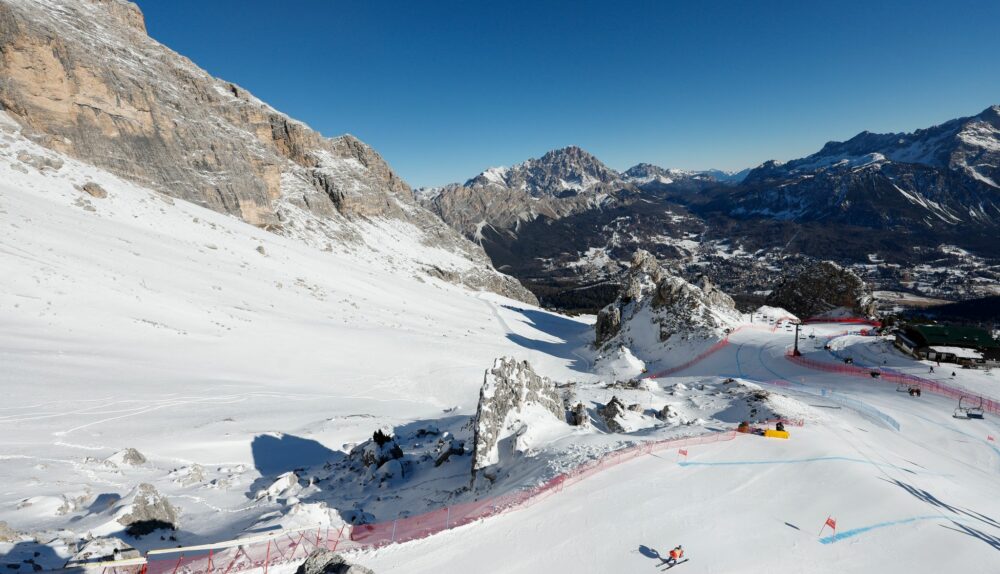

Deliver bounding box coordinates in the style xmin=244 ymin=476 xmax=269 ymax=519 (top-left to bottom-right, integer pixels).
xmin=764 ymin=429 xmax=790 ymax=439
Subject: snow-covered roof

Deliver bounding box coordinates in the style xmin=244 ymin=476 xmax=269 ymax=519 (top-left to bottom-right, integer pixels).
xmin=928 ymin=346 xmax=983 ymax=360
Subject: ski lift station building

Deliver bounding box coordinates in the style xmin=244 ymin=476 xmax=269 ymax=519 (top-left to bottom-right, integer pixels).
xmin=894 ymin=324 xmax=1000 ymax=367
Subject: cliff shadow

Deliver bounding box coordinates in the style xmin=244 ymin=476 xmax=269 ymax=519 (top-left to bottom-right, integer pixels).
xmin=500 ymin=305 xmax=592 ymax=372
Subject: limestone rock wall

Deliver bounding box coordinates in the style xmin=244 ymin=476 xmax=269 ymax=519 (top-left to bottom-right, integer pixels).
xmin=0 ymin=0 xmax=536 ymax=303
xmin=470 ymin=357 xmax=564 ymax=475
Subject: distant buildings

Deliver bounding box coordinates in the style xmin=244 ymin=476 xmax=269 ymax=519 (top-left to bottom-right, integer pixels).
xmin=895 ymin=324 xmax=1000 ymax=368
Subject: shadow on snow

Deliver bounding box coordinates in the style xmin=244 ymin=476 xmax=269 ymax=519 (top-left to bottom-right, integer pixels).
xmin=500 ymin=305 xmax=591 ymax=373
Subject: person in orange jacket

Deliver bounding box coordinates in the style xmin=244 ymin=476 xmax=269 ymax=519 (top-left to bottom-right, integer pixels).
xmin=666 ymin=545 xmax=684 ymax=565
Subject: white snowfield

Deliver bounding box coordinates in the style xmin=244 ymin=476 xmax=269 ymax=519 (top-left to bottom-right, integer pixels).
xmin=2 ymin=124 xmax=1000 ymax=574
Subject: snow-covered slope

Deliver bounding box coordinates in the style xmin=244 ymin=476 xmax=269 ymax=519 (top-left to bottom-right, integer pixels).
xmin=349 ymin=323 xmax=1000 ymax=574
xmin=0 ymin=114 xmax=596 ymax=557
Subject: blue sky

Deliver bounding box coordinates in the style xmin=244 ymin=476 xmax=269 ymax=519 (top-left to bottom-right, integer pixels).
xmin=135 ymin=0 xmax=1000 ymax=187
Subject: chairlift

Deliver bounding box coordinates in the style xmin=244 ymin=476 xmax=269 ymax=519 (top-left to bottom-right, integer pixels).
xmin=953 ymin=396 xmax=985 ymax=420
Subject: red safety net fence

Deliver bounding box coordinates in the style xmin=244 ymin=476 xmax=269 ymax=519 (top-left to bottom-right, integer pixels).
xmin=643 ymin=338 xmax=732 ymax=379
xmin=100 ymin=525 xmax=350 ymax=574
xmin=349 ymin=430 xmax=738 ymax=547
xmin=786 ymin=353 xmax=1000 ymax=416
xmin=641 ymin=318 xmax=801 ymax=380
xmin=99 ymin=431 xmax=741 ymax=574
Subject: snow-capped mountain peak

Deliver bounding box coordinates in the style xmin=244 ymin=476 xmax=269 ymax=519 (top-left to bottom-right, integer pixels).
xmin=464 ymin=145 xmax=621 ymax=196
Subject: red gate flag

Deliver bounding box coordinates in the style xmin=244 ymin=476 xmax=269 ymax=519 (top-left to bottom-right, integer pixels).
xmin=819 ymin=515 xmax=837 ymax=536
xmin=989 ymin=435 xmax=995 ymax=442
xmin=678 ymin=449 xmax=688 ymax=457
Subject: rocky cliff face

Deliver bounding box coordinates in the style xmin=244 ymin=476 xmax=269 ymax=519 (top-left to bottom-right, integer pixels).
xmin=470 ymin=358 xmax=564 ymax=480
xmin=595 ymin=250 xmax=741 ymax=351
xmin=0 ymin=0 xmax=535 ymax=303
xmin=766 ymin=261 xmax=876 ymax=319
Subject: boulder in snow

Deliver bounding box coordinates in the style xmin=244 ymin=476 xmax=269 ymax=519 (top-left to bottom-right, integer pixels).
xmin=105 ymin=448 xmax=146 ymax=467
xmin=116 ymin=483 xmax=179 ymax=536
xmin=295 ymin=549 xmax=374 ymax=574
xmin=657 ymin=404 xmax=672 ymax=420
xmin=352 ymin=428 xmax=404 ymax=469
xmin=569 ymin=403 xmax=589 ymax=427
xmin=255 ymin=471 xmax=300 ymax=501
xmin=600 ymin=396 xmax=628 ymax=433
xmin=80 ymin=182 xmax=108 ymax=198
xmin=434 ymin=438 xmax=465 ymax=467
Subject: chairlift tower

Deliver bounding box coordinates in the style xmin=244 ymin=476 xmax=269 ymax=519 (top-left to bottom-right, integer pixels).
xmin=793 ymin=322 xmax=802 ymax=356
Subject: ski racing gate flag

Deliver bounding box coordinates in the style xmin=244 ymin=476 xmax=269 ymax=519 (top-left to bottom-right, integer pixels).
xmin=819 ymin=516 xmax=837 ymax=537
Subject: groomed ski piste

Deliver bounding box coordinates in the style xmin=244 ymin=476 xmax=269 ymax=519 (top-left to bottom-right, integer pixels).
xmin=346 ymin=322 xmax=1000 ymax=574
xmin=2 ymin=116 xmax=1000 ymax=574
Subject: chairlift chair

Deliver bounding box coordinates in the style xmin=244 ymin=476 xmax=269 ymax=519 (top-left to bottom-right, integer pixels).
xmin=954 ymin=396 xmax=985 ymax=420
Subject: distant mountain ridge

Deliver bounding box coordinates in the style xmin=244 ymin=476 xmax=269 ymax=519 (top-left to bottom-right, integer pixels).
xmin=418 ymin=107 xmax=1000 ymax=312
xmin=418 ymin=145 xmax=741 ymax=238
xmin=727 ymin=105 xmax=1000 ymax=228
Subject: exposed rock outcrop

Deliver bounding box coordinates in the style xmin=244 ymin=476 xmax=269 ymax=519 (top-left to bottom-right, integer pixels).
xmin=657 ymin=404 xmax=672 ymax=420
xmin=600 ymin=396 xmax=628 ymax=433
xmin=766 ymin=261 xmax=876 ymax=319
xmin=105 ymin=447 xmax=146 ymax=467
xmin=0 ymin=521 xmax=19 ymax=543
xmin=116 ymin=483 xmax=178 ymax=535
xmin=434 ymin=438 xmax=465 ymax=467
xmin=354 ymin=429 xmax=404 ymax=470
xmin=0 ymin=0 xmax=535 ymax=303
xmin=470 ymin=358 xmax=565 ymax=478
xmin=79 ymin=181 xmax=107 ymax=198
xmin=569 ymin=403 xmax=589 ymax=427
xmin=295 ymin=549 xmax=374 ymax=574
xmin=595 ymin=250 xmax=741 ymax=351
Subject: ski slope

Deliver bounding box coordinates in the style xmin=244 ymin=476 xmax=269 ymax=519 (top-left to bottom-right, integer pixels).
xmin=350 ymin=326 xmax=1000 ymax=574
